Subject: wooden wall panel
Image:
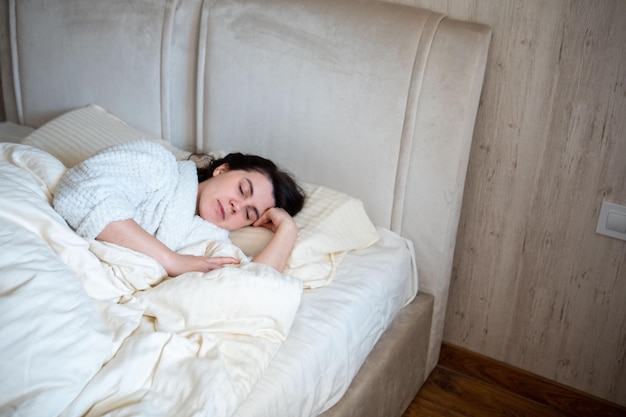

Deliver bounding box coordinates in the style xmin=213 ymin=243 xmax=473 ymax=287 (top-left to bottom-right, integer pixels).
xmin=391 ymin=0 xmax=626 ymax=406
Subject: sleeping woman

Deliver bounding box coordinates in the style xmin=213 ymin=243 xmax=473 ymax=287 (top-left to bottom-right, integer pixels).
xmin=53 ymin=140 xmax=305 ymax=277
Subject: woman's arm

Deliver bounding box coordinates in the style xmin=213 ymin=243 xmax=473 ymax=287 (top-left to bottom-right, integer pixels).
xmin=97 ymin=219 xmax=239 ymax=276
xmin=251 ymin=208 xmax=298 ymax=272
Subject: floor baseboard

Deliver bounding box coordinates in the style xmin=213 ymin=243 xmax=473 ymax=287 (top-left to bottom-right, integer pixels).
xmin=436 ymin=343 xmax=626 ymax=417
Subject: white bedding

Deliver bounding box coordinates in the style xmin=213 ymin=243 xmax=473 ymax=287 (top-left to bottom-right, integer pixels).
xmin=0 ymin=141 xmax=417 ymax=417
xmin=235 ymin=228 xmax=417 ymax=417
xmin=0 ymin=143 xmax=302 ymax=417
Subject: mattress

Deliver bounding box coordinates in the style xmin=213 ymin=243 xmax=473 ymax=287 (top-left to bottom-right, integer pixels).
xmin=236 ymin=227 xmax=417 ymax=417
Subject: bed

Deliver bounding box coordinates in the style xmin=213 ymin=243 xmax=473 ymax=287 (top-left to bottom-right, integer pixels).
xmin=0 ymin=0 xmax=491 ymax=416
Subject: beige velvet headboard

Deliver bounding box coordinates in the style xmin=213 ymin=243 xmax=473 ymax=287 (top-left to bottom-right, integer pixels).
xmin=0 ymin=0 xmax=490 ymax=372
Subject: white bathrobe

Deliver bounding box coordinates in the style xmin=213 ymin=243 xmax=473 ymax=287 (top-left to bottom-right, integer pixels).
xmin=53 ymin=140 xmax=229 ymax=250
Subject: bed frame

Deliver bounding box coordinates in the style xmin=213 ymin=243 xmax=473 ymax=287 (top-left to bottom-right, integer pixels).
xmin=0 ymin=0 xmax=490 ymax=415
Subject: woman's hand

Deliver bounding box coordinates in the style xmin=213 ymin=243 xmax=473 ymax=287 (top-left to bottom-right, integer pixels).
xmin=251 ymin=208 xmax=298 ymax=272
xmin=97 ymin=219 xmax=239 ymax=277
xmin=162 ymin=253 xmax=240 ymax=277
xmin=253 ymin=207 xmax=298 ymax=234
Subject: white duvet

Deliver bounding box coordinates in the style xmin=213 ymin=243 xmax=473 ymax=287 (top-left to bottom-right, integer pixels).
xmin=0 ymin=143 xmax=303 ymax=417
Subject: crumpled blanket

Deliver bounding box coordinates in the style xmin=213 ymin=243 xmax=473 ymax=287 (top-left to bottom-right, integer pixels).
xmin=0 ymin=143 xmax=302 ymax=417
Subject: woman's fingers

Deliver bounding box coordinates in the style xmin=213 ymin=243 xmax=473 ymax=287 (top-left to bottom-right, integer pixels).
xmin=168 ymin=254 xmax=240 ymax=276
xmin=253 ymin=207 xmax=293 ymax=231
xmin=205 ymin=256 xmax=240 ymax=267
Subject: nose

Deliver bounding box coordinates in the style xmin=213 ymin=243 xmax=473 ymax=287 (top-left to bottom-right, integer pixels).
xmin=230 ymin=200 xmax=241 ymax=214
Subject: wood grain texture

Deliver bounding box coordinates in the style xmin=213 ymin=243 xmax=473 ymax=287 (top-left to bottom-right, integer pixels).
xmin=405 ymin=367 xmax=569 ymax=417
xmin=436 ymin=344 xmax=626 ymax=417
xmin=391 ymin=0 xmax=626 ymax=406
xmin=402 ymin=344 xmax=626 ymax=417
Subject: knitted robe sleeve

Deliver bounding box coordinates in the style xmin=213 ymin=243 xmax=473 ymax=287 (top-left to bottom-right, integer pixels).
xmin=53 ymin=140 xmax=184 ymax=242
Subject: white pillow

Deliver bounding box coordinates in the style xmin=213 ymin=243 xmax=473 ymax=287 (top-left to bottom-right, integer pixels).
xmin=230 ymin=182 xmax=380 ymax=288
xmin=21 ymin=104 xmax=191 ymax=166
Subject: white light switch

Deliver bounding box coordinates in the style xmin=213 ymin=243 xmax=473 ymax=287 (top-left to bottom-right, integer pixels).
xmin=606 ymin=211 xmax=626 ymax=233
xmin=596 ymin=201 xmax=626 ymax=241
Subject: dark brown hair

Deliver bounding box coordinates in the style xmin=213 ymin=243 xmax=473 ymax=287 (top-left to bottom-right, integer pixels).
xmin=194 ymin=152 xmax=305 ymax=217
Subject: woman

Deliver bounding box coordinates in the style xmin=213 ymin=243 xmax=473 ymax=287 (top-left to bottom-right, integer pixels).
xmin=53 ymin=140 xmax=305 ymax=277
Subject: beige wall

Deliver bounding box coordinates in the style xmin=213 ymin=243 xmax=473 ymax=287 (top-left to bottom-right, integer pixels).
xmin=393 ymin=0 xmax=626 ymax=406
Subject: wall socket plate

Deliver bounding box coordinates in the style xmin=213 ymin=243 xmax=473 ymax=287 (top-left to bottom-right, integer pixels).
xmin=596 ymin=201 xmax=626 ymax=241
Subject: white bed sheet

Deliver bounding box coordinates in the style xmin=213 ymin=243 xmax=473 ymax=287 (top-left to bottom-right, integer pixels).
xmin=235 ymin=227 xmax=417 ymax=417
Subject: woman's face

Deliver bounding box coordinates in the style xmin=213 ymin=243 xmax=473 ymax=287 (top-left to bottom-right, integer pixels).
xmin=196 ymin=164 xmax=275 ymax=230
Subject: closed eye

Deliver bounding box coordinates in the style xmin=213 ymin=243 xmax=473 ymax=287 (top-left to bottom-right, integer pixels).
xmin=241 ymin=179 xmax=259 ymax=221
xmin=240 ymin=179 xmax=254 ymax=197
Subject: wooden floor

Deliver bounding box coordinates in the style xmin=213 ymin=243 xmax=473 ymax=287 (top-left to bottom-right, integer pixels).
xmin=402 ymin=344 xmax=626 ymax=417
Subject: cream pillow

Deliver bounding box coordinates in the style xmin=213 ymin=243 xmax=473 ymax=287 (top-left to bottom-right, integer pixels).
xmin=230 ymin=182 xmax=380 ymax=288
xmin=21 ymin=104 xmax=191 ymax=166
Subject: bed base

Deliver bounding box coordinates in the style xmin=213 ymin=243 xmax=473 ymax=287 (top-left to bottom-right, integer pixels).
xmin=320 ymin=293 xmax=434 ymax=417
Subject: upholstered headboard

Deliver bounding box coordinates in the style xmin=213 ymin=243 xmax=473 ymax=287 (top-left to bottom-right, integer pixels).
xmin=0 ymin=0 xmax=490 ymax=372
